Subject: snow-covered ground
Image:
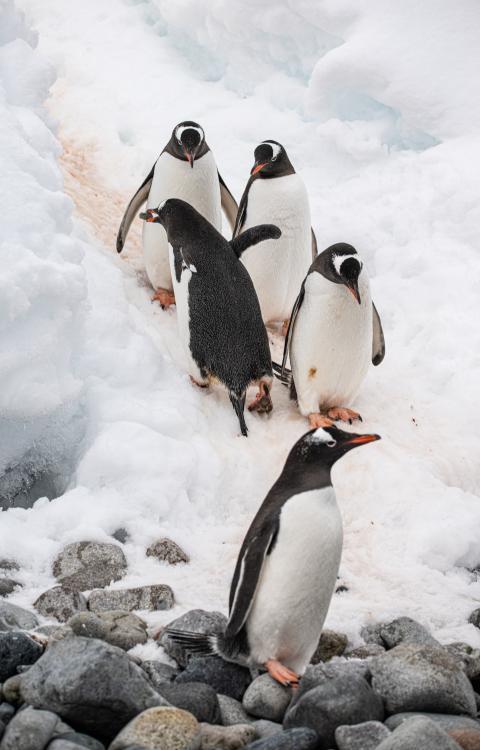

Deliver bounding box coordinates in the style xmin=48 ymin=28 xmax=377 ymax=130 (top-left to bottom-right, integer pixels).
xmin=1 ymin=0 xmax=480 ymax=649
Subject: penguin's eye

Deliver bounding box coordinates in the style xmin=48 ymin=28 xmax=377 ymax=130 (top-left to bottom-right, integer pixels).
xmin=327 ymin=440 xmax=337 ymax=448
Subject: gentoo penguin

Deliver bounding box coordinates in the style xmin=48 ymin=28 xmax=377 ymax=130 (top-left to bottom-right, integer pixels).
xmin=279 ymin=242 xmax=385 ymax=428
xmin=140 ymin=199 xmax=280 ymax=435
xmin=117 ymin=121 xmax=238 ymax=307
xmin=233 ymin=140 xmax=316 ymax=332
xmin=167 ymin=425 xmax=381 ymax=685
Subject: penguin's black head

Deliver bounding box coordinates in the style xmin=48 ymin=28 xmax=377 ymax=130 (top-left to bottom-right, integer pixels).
xmin=327 ymin=243 xmax=363 ymax=304
xmin=250 ymin=140 xmax=294 ymax=178
xmin=140 ymin=197 xmax=193 ymax=236
xmin=171 ymin=121 xmax=206 ymax=168
xmin=291 ymin=425 xmax=380 ymax=470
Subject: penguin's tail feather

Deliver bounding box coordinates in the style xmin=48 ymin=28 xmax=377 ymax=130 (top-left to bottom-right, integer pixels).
xmin=272 ymin=360 xmax=291 ymax=387
xmin=166 ymin=628 xmax=221 ymax=657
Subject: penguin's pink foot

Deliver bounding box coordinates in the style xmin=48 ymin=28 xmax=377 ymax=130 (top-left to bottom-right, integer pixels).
xmin=327 ymin=406 xmax=362 ymax=425
xmin=265 ymin=659 xmax=300 ymax=688
xmin=189 ymin=375 xmax=209 ymax=389
xmin=248 ymin=380 xmax=273 ymax=414
xmin=308 ymin=413 xmax=334 ymax=429
xmin=282 ymin=319 xmax=290 ymax=336
xmin=152 ymin=288 xmax=175 ymax=309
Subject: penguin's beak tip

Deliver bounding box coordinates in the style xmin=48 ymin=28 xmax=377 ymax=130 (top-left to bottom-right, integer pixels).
xmin=346 ymin=434 xmax=381 ymax=446
xmin=348 ymin=285 xmax=361 ymax=304
xmin=140 ymin=209 xmax=158 ymax=223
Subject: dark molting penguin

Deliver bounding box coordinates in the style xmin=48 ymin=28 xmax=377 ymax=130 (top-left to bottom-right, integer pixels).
xmin=167 ymin=425 xmax=381 ymax=685
xmin=278 ymin=242 xmax=385 ymax=428
xmin=140 ymin=198 xmax=280 ymax=436
xmin=117 ymin=121 xmax=238 ymax=307
xmin=233 ymin=140 xmax=316 ymax=332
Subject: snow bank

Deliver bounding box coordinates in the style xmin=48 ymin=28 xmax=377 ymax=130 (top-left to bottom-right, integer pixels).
xmin=0 ymin=0 xmax=86 ymax=508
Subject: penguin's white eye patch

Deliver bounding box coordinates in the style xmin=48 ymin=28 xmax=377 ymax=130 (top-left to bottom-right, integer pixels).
xmin=333 ymin=254 xmax=360 ymax=275
xmin=176 ymin=125 xmax=204 ymax=143
xmin=308 ymin=427 xmax=333 ymax=444
xmin=157 ymin=200 xmax=167 ymax=211
xmin=261 ymin=141 xmax=281 ymax=161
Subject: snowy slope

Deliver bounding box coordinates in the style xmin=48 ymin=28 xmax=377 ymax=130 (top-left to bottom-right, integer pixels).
xmin=2 ymin=0 xmax=480 ymax=648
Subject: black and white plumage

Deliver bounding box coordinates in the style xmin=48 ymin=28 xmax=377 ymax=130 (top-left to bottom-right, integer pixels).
xmin=167 ymin=425 xmax=381 ymax=685
xmin=140 ymin=198 xmax=280 ymax=436
xmin=278 ymin=242 xmax=385 ymax=426
xmin=117 ymin=121 xmax=237 ymax=300
xmin=233 ymin=140 xmax=316 ymax=326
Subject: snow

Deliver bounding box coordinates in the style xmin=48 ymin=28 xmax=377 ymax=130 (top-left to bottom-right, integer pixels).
xmin=1 ymin=0 xmax=480 ymax=651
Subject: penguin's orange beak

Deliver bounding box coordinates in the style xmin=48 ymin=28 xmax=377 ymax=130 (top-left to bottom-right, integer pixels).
xmin=251 ymin=162 xmax=267 ymax=176
xmin=347 ymin=283 xmax=361 ymax=304
xmin=139 ymin=209 xmax=158 ymax=223
xmin=345 ymin=434 xmax=381 ymax=445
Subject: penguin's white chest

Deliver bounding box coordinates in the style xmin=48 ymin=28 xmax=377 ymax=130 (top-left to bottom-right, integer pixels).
xmin=291 ymin=272 xmax=372 ymax=415
xmin=246 ymin=487 xmax=343 ymax=674
xmin=168 ymin=248 xmax=206 ymax=383
xmin=241 ymin=175 xmax=312 ymax=323
xmin=143 ymin=151 xmax=221 ymax=290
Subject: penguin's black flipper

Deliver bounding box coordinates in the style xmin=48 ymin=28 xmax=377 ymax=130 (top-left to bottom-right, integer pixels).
xmin=230 ymin=225 xmax=281 ymax=259
xmin=229 ymin=391 xmax=248 ymax=436
xmin=281 ymin=281 xmax=306 ymax=376
xmin=311 ymin=227 xmax=318 ymax=260
xmin=117 ymin=163 xmax=155 ymax=253
xmin=166 ymin=629 xmax=219 ymax=657
xmin=218 ymin=171 xmax=238 ymax=233
xmin=372 ymin=302 xmax=386 ymax=365
xmin=272 ymin=361 xmax=291 ymax=387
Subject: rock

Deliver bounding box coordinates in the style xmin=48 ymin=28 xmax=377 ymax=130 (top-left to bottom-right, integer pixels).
xmin=112 ymin=528 xmax=129 ymax=544
xmin=218 ymin=696 xmax=251 ymax=727
xmin=20 ymin=636 xmax=168 ymax=742
xmin=176 ymin=656 xmax=251 ymax=702
xmin=346 ymin=644 xmax=386 ymax=659
xmin=199 ymin=722 xmax=257 ymax=749
xmin=370 ymin=644 xmax=476 ymax=716
xmin=34 ymin=624 xmax=69 ymax=639
xmin=49 ymin=742 xmax=96 ymax=750
xmin=67 ymin=611 xmax=148 ymax=651
xmin=147 ymin=538 xmax=189 ymax=565
xmin=0 ymin=560 xmax=19 ymax=573
xmin=0 ymin=631 xmax=43 ymax=681
xmin=160 ymin=610 xmax=227 ymax=668
xmin=0 ymin=703 xmax=15 ymax=724
xmin=2 ymin=674 xmax=23 ymax=704
xmin=361 ymin=624 xmax=385 ymax=647
xmin=385 ymin=713 xmax=480 ymax=732
xmin=244 ymin=728 xmax=319 ymax=749
xmin=0 ymin=579 xmax=22 ymax=597
xmin=335 ymin=721 xmax=391 ymax=750
xmin=289 ymin=660 xmax=371 ymax=708
xmin=88 ymin=585 xmax=174 ymax=613
xmin=378 ymin=618 xmax=439 ymax=649
xmin=449 ymin=728 xmax=480 ymax=750
xmin=158 ymin=682 xmax=221 ymax=724
xmin=251 ymin=721 xmax=282 ymax=739
xmin=311 ymin=630 xmax=348 ymax=663
xmin=34 ymin=587 xmax=88 ymax=623
xmin=468 ymin=609 xmax=480 ymax=629
xmin=0 ymin=602 xmax=38 ymax=632
xmin=242 ymin=674 xmax=291 ymax=722
xmin=0 ymin=705 xmax=59 ymax=749
xmin=446 ymin=643 xmax=480 ymax=682
xmin=284 ymin=672 xmax=384 ymax=748
xmin=51 ymin=731 xmax=106 ymax=749
xmin=53 ymin=542 xmax=127 ymax=592
xmin=375 ymin=716 xmax=462 ymax=749
xmin=142 ymin=660 xmax=179 ymax=689
xmin=108 ymin=706 xmax=200 ymax=750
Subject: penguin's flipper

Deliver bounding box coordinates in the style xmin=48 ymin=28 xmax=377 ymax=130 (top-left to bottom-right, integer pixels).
xmin=372 ymin=302 xmax=386 ymax=365
xmin=232 ymin=175 xmax=255 ymax=238
xmin=116 ymin=163 xmax=154 ymax=253
xmin=230 ymin=225 xmax=281 ymax=259
xmin=311 ymin=227 xmax=318 ymax=260
xmin=281 ymin=281 xmax=306 ymax=375
xmin=226 ymin=520 xmax=279 ymax=638
xmin=218 ymin=171 xmax=238 ymax=232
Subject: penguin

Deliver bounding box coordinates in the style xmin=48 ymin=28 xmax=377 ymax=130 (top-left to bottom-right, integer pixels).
xmin=117 ymin=121 xmax=238 ymax=307
xmin=233 ymin=140 xmax=316 ymax=332
xmin=278 ymin=242 xmax=385 ymax=429
xmin=140 ymin=198 xmax=281 ymax=436
xmin=166 ymin=425 xmax=381 ymax=685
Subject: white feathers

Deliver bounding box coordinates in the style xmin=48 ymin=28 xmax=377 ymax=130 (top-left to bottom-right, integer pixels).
xmin=262 ymin=141 xmax=281 ymax=160
xmin=175 ymin=124 xmax=204 ymax=143
xmin=333 ymin=253 xmax=362 ymax=275
xmin=308 ymin=427 xmax=333 ymax=443
xmin=157 ymin=199 xmax=167 ymax=211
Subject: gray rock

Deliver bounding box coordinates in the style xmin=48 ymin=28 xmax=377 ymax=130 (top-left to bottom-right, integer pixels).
xmin=0 ymin=631 xmax=43 ymax=681
xmin=176 ymin=656 xmax=251 ymax=702
xmin=53 ymin=542 xmax=127 ymax=592
xmin=0 ymin=703 xmax=15 ymax=724
xmin=242 ymin=674 xmax=292 ymax=722
xmin=88 ymin=585 xmax=174 ymax=613
xmin=468 ymin=608 xmax=480 ymax=629
xmin=379 ymin=618 xmax=439 ymax=649
xmin=160 ymin=610 xmax=227 ymax=668
xmin=0 ymin=705 xmax=59 ymax=749
xmin=67 ymin=611 xmax=148 ymax=651
xmin=108 ymin=706 xmax=201 ymax=750
xmin=34 ymin=625 xmax=69 ymax=639
xmin=335 ymin=721 xmax=391 ymax=750
xmin=284 ymin=673 xmax=384 ymax=747
xmin=0 ymin=602 xmax=38 ymax=632
xmin=48 ymin=742 xmax=93 ymax=750
xmin=311 ymin=630 xmax=348 ymax=663
xmin=147 ymin=538 xmax=189 ymax=565
xmin=446 ymin=643 xmax=480 ymax=682
xmin=361 ymin=624 xmax=385 ymax=647
xmin=218 ymin=695 xmax=251 ymax=727
xmin=244 ymin=728 xmax=319 ymax=749
xmin=112 ymin=528 xmax=129 ymax=545
xmin=370 ymin=644 xmax=476 ymax=716
xmin=375 ymin=716 xmax=461 ymax=749
xmin=2 ymin=674 xmax=23 ymax=704
xmin=199 ymin=722 xmax=257 ymax=749
xmin=385 ymin=712 xmax=480 ymax=732
xmin=34 ymin=587 xmax=88 ymax=623
xmin=448 ymin=727 xmax=480 ymax=749
xmin=251 ymin=721 xmax=283 ymax=739
xmin=0 ymin=579 xmax=22 ymax=597
xmin=157 ymin=682 xmax=220 ymax=724
xmin=346 ymin=644 xmax=386 ymax=659
xmin=289 ymin=660 xmax=371 ymax=708
xmin=142 ymin=661 xmax=179 ymax=690
xmin=20 ymin=636 xmax=168 ymax=742
xmin=0 ymin=561 xmax=19 ymax=573
xmin=51 ymin=731 xmax=105 ymax=749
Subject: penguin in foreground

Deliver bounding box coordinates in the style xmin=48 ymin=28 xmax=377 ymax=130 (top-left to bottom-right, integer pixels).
xmin=117 ymin=121 xmax=238 ymax=308
xmin=140 ymin=198 xmax=280 ymax=435
xmin=277 ymin=242 xmax=385 ymax=428
xmin=233 ymin=140 xmax=316 ymax=333
xmin=167 ymin=425 xmax=381 ymax=685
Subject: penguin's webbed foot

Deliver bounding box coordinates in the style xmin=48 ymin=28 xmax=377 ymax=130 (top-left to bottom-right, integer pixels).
xmin=265 ymin=659 xmax=300 ymax=688
xmin=152 ymin=288 xmax=175 ymax=309
xmin=248 ymin=381 xmax=273 ymax=415
xmin=308 ymin=413 xmax=334 ymax=429
xmin=327 ymin=406 xmax=362 ymax=425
